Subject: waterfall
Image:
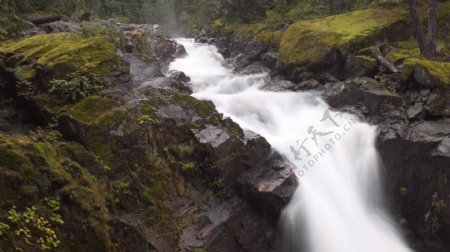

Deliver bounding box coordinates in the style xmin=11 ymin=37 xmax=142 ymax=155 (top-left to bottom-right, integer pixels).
xmin=169 ymin=38 xmax=412 ymax=252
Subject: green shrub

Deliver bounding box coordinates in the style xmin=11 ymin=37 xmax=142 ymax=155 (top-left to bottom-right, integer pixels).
xmin=2 ymin=198 xmax=64 ymax=250
xmin=49 ymin=62 xmax=102 ymax=101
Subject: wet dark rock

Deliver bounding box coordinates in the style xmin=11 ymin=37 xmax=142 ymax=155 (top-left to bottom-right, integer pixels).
xmin=238 ymin=62 xmax=271 ymax=75
xmin=377 ymin=119 xmax=450 ymax=251
xmin=262 ymin=80 xmax=296 ymax=92
xmin=323 ymin=77 xmax=405 ymax=118
xmin=262 ymin=52 xmax=280 ymax=70
xmin=175 ymin=42 xmax=188 ymax=57
xmin=238 ymin=152 xmax=298 ymax=216
xmin=124 ymin=53 xmax=163 ymax=85
xmin=168 ymin=70 xmax=191 ymax=83
xmin=141 ymin=77 xmax=192 ymax=94
xmin=345 ymin=55 xmax=378 ymax=78
xmin=179 ymin=197 xmax=277 ymax=252
xmin=315 ymin=72 xmax=340 ymax=84
xmin=114 ymin=217 xmax=174 ymax=252
xmin=243 ymin=38 xmax=268 ymax=61
xmin=219 ymin=47 xmax=231 ymax=58
xmin=231 ymin=53 xmax=252 ymax=71
xmin=296 ymin=79 xmax=321 ymax=91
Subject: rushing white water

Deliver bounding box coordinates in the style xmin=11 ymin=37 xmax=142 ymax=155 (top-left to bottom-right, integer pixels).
xmin=169 ymin=38 xmax=412 ymax=252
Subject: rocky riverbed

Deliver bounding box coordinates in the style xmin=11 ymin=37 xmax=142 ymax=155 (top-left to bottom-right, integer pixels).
xmin=0 ymin=4 xmax=449 ymax=251
xmin=195 ymin=6 xmax=450 ymax=251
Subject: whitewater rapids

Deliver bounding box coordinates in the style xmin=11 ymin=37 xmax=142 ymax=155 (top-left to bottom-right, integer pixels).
xmin=169 ymin=38 xmax=412 ymax=252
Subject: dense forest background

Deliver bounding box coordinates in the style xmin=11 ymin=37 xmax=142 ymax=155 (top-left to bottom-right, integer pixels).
xmin=1 ymin=0 xmax=392 ymax=35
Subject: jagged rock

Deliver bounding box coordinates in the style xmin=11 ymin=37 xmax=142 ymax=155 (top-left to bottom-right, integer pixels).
xmin=296 ymin=79 xmax=321 ymax=90
xmin=323 ymin=77 xmax=405 ymax=118
xmin=238 ymin=152 xmax=298 ymax=216
xmin=141 ymin=77 xmax=192 ymax=94
xmin=168 ymin=70 xmax=191 ymax=83
xmin=239 ymin=62 xmax=271 ymax=75
xmin=262 ymin=80 xmax=296 ymax=92
xmin=124 ymin=53 xmax=163 ymax=85
xmin=178 ymin=197 xmax=277 ymax=252
xmin=377 ymin=119 xmax=450 ymax=250
xmin=243 ymin=38 xmax=268 ymax=61
xmin=114 ymin=217 xmax=174 ymax=252
xmin=219 ymin=47 xmax=231 ymax=58
xmin=262 ymin=52 xmax=279 ymax=70
xmin=407 ymin=103 xmax=423 ymax=120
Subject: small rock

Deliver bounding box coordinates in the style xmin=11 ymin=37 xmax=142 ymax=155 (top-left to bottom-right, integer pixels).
xmin=168 ymin=70 xmax=191 ymax=83
xmin=407 ymin=103 xmax=423 ymax=120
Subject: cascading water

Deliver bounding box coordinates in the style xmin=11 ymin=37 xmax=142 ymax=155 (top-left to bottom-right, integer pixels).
xmin=169 ymin=38 xmax=412 ymax=252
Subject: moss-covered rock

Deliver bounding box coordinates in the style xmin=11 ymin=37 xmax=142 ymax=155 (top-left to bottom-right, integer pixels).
xmin=0 ymin=33 xmax=125 ymax=78
xmin=279 ymin=8 xmax=410 ymax=68
xmin=0 ymin=33 xmax=129 ymax=124
xmin=403 ymin=58 xmax=450 ymax=88
xmin=67 ymin=96 xmax=120 ymax=125
xmin=0 ymin=133 xmax=112 ymax=251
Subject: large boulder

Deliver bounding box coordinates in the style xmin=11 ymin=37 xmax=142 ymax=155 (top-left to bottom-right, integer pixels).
xmin=403 ymin=58 xmax=450 ymax=88
xmin=0 ymin=33 xmax=129 ymax=123
xmin=377 ymin=119 xmax=450 ymax=251
xmin=322 ymin=77 xmax=405 ymax=118
xmin=119 ymin=23 xmax=185 ymax=67
xmin=279 ymin=8 xmax=412 ymax=76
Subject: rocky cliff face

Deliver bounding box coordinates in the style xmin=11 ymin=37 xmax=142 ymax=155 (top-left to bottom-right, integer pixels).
xmin=196 ymin=4 xmax=450 ymax=252
xmin=0 ymin=20 xmax=296 ymax=251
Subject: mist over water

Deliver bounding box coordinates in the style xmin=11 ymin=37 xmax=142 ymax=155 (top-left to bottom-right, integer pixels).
xmin=169 ymin=38 xmax=412 ymax=252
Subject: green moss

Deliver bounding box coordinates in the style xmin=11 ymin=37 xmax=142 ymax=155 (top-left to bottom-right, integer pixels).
xmin=403 ymin=58 xmax=450 ymax=85
xmin=280 ymin=8 xmax=409 ymax=65
xmin=83 ymin=108 xmax=130 ymax=168
xmin=67 ymin=96 xmax=119 ymax=125
xmin=399 ymin=186 xmax=408 ymax=196
xmin=0 ymin=33 xmax=123 ymax=77
xmin=255 ymin=30 xmax=282 ymax=47
xmin=31 ymin=94 xmax=67 ymax=115
xmin=181 ymin=162 xmax=195 ymax=171
xmin=355 ymin=55 xmax=377 ymax=64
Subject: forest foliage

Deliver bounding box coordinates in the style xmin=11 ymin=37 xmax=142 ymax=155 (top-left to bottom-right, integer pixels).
xmin=4 ymin=0 xmax=377 ymax=35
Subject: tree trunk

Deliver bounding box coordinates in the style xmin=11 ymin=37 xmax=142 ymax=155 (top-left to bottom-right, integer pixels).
xmin=425 ymin=0 xmax=437 ymax=58
xmin=27 ymin=15 xmax=62 ymax=25
xmin=174 ymin=0 xmax=181 ymax=26
xmin=407 ymin=0 xmax=437 ymax=59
